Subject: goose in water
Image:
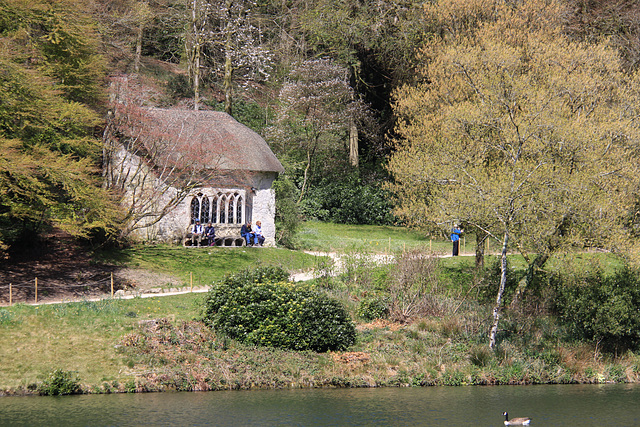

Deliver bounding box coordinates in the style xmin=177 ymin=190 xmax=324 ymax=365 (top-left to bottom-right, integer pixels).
xmin=503 ymin=411 xmax=531 ymax=425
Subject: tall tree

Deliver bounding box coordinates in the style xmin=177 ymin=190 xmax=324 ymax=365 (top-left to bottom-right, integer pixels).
xmin=184 ymin=0 xmax=211 ymax=110
xmin=268 ymin=58 xmax=370 ymax=202
xmin=207 ymin=0 xmax=273 ymax=115
xmin=0 ymin=0 xmax=120 ymax=257
xmin=387 ymin=0 xmax=640 ymax=348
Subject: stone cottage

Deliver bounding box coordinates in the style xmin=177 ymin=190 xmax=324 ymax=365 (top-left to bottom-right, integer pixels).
xmin=105 ymin=106 xmax=284 ymax=246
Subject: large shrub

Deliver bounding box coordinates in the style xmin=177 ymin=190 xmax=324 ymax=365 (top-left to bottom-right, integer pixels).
xmin=203 ymin=267 xmax=356 ymax=352
xmin=554 ymin=267 xmax=640 ymax=352
xmin=302 ymin=174 xmax=395 ymax=225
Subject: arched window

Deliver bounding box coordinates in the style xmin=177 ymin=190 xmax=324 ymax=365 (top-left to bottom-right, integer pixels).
xmin=228 ymin=195 xmax=235 ymax=224
xmin=219 ymin=195 xmax=227 ymax=224
xmin=190 ymin=197 xmax=200 ymax=224
xmin=236 ymin=196 xmax=243 ymax=224
xmin=211 ymin=195 xmax=218 ymax=224
xmin=201 ymin=196 xmax=210 ymax=224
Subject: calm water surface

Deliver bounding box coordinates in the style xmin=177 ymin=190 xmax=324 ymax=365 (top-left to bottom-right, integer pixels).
xmin=1 ymin=383 xmax=640 ymax=426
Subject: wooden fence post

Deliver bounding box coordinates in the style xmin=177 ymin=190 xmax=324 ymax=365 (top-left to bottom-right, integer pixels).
xmin=9 ymin=283 xmax=12 ymax=306
xmin=35 ymin=277 xmax=38 ymax=304
xmin=111 ymin=272 xmax=114 ymax=297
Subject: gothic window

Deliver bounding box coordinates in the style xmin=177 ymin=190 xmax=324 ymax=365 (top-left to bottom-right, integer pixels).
xmin=201 ymin=196 xmax=210 ymax=224
xmin=211 ymin=195 xmax=218 ymax=224
xmin=219 ymin=195 xmax=227 ymax=224
xmin=190 ymin=197 xmax=200 ymax=224
xmin=193 ymin=190 xmax=246 ymax=225
xmin=228 ymin=194 xmax=235 ymax=224
xmin=236 ymin=196 xmax=243 ymax=224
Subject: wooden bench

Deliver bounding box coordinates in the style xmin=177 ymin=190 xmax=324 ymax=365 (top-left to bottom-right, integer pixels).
xmin=183 ymin=225 xmax=245 ymax=247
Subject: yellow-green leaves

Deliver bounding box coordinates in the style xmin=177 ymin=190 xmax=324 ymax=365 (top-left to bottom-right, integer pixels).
xmin=388 ymin=0 xmax=640 ymax=257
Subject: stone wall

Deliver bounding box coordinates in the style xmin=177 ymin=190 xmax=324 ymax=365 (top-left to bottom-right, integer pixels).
xmin=110 ymin=147 xmax=280 ymax=246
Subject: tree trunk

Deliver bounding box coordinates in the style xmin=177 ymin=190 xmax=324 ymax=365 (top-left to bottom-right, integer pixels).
xmin=489 ymin=231 xmax=509 ymax=349
xmin=297 ymin=150 xmax=312 ymax=203
xmin=194 ymin=43 xmax=200 ymax=110
xmin=134 ymin=24 xmax=143 ymax=73
xmin=191 ymin=0 xmax=200 ymax=111
xmin=224 ymin=44 xmax=233 ymax=115
xmin=349 ymin=118 xmax=358 ymax=167
xmin=475 ymin=231 xmax=486 ymax=270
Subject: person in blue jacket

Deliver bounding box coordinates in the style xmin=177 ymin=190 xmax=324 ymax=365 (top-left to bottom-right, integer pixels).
xmin=205 ymin=222 xmax=216 ymax=246
xmin=241 ymin=221 xmax=254 ymax=246
xmin=451 ymin=225 xmax=463 ymax=256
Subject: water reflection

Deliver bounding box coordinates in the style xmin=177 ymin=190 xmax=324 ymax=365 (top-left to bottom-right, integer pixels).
xmin=1 ymin=384 xmax=639 ymax=426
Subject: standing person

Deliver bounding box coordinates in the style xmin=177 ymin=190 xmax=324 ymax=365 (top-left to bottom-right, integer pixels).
xmin=205 ymin=222 xmax=216 ymax=246
xmin=451 ymin=225 xmax=463 ymax=256
xmin=254 ymin=220 xmax=265 ymax=246
xmin=191 ymin=220 xmax=204 ymax=246
xmin=241 ymin=221 xmax=254 ymax=246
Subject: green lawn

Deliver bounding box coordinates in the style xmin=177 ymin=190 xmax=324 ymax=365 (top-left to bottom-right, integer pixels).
xmin=0 ymin=294 xmax=202 ymax=391
xmin=99 ymin=244 xmax=325 ymax=288
xmin=297 ymin=221 xmax=458 ymax=253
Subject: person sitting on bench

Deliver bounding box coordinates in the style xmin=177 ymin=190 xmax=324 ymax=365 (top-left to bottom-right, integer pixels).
xmin=254 ymin=221 xmax=265 ymax=246
xmin=205 ymin=222 xmax=216 ymax=246
xmin=191 ymin=220 xmax=204 ymax=246
xmin=241 ymin=221 xmax=254 ymax=246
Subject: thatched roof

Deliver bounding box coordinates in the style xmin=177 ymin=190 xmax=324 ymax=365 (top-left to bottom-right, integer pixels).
xmin=144 ymin=108 xmax=284 ymax=174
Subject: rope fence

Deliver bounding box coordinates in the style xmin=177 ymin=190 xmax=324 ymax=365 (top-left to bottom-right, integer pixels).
xmin=0 ymin=273 xmax=117 ymax=306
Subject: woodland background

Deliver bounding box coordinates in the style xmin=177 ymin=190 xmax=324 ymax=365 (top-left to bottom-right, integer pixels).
xmin=1 ymin=0 xmax=639 ymax=260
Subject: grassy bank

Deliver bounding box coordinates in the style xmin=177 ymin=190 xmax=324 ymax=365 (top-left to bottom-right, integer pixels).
xmin=2 ymin=292 xmax=639 ymax=395
xmin=1 ymin=222 xmax=639 ymax=395
xmin=99 ymin=244 xmax=326 ymax=289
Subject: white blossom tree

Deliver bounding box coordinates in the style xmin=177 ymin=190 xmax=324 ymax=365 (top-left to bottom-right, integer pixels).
xmin=269 ymin=58 xmax=371 ymax=201
xmin=207 ymin=0 xmax=273 ymax=115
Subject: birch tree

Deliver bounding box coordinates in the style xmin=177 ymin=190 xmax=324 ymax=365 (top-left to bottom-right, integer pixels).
xmin=387 ymin=0 xmax=640 ymax=348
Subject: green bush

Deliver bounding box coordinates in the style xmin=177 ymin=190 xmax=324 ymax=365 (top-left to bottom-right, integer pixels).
xmin=554 ymin=266 xmax=640 ymax=352
xmin=203 ymin=267 xmax=356 ymax=352
xmin=356 ymin=295 xmax=389 ymax=321
xmin=38 ymin=369 xmax=82 ymax=396
xmin=302 ymin=174 xmax=395 ymax=225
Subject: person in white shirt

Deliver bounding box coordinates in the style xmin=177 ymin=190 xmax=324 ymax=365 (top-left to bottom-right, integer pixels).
xmin=254 ymin=221 xmax=265 ymax=246
xmin=191 ymin=220 xmax=204 ymax=246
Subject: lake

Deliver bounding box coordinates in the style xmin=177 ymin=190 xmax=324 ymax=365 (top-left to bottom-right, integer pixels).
xmin=1 ymin=383 xmax=640 ymax=426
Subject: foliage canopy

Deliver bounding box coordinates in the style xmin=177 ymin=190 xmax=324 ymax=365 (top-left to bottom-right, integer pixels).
xmin=0 ymin=0 xmax=120 ymax=257
xmin=387 ymin=0 xmax=640 ymax=347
